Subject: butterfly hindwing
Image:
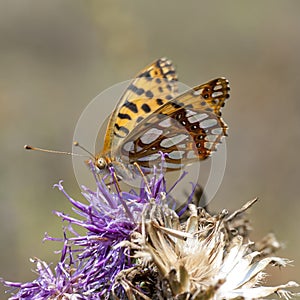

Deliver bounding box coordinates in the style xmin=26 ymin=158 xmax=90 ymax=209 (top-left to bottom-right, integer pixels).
xmin=117 ymin=78 xmax=230 ymax=171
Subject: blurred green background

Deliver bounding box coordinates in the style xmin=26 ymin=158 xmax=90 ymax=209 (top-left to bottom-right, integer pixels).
xmin=1 ymin=0 xmax=299 ymax=297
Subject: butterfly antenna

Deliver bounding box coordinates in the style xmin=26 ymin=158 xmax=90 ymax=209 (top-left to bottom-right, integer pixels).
xmin=73 ymin=141 xmax=96 ymax=159
xmin=24 ymin=145 xmax=87 ymax=157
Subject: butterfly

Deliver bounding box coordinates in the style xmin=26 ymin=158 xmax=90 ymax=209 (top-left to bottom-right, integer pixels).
xmin=92 ymin=58 xmax=230 ymax=182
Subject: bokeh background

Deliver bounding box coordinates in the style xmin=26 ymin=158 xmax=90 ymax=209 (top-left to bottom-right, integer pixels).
xmin=1 ymin=0 xmax=299 ymax=297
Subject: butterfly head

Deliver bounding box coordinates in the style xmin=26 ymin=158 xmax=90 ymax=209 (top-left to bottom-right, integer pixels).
xmin=92 ymin=154 xmax=116 ymax=176
xmin=83 ymin=155 xmax=108 ymax=175
xmin=95 ymin=156 xmax=108 ymax=170
xmin=93 ymin=156 xmax=115 ymax=175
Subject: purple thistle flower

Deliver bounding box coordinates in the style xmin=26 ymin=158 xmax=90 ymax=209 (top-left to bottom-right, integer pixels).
xmin=3 ymin=159 xmax=187 ymax=299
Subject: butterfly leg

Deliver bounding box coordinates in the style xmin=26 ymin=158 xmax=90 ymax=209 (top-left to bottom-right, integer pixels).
xmin=112 ymin=171 xmax=122 ymax=194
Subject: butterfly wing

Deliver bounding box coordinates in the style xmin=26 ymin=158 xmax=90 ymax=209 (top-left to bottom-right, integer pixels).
xmin=116 ymin=78 xmax=230 ymax=171
xmin=102 ymin=58 xmax=178 ymax=154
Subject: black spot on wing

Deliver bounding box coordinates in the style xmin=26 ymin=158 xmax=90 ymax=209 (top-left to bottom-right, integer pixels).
xmin=114 ymin=132 xmax=124 ymax=138
xmin=115 ymin=123 xmax=129 ymax=135
xmin=171 ymin=102 xmax=181 ymax=109
xmin=137 ymin=116 xmax=143 ymax=123
xmin=137 ymin=71 xmax=152 ymax=81
xmin=141 ymin=103 xmax=151 ymax=113
xmin=117 ymin=112 xmax=132 ymax=120
xmin=124 ymin=101 xmax=138 ymax=113
xmin=166 ymin=84 xmax=172 ymax=91
xmin=164 ymin=70 xmax=176 ymax=77
xmin=128 ymin=84 xmax=145 ymax=96
xmin=145 ymin=90 xmax=154 ymax=99
xmin=156 ymin=98 xmax=164 ymax=105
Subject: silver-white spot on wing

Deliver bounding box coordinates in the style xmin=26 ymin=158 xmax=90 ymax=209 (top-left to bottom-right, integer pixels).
xmin=213 ymin=84 xmax=223 ymax=91
xmin=185 ymin=110 xmax=197 ymax=117
xmin=140 ymin=128 xmax=163 ymax=144
xmin=200 ymin=118 xmax=218 ymax=129
xmin=205 ymin=135 xmax=218 ymax=142
xmin=123 ymin=141 xmax=143 ymax=152
xmin=138 ymin=153 xmax=161 ymax=162
xmin=123 ymin=141 xmax=134 ymax=152
xmin=187 ymin=150 xmax=197 ymax=159
xmin=204 ymin=142 xmax=215 ymax=150
xmin=168 ymin=150 xmax=185 ymax=160
xmin=160 ymin=134 xmax=188 ymax=148
xmin=158 ymin=118 xmax=172 ymax=128
xmin=211 ymin=127 xmax=223 ymax=135
xmin=193 ymin=88 xmax=203 ymax=96
xmin=188 ymin=113 xmax=208 ymax=124
xmin=212 ymin=91 xmax=224 ymax=98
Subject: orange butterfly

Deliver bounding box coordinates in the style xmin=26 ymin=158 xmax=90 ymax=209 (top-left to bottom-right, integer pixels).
xmin=92 ymin=58 xmax=230 ymax=182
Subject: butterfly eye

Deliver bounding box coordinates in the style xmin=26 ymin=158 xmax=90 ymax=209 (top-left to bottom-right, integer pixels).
xmin=96 ymin=157 xmax=107 ymax=170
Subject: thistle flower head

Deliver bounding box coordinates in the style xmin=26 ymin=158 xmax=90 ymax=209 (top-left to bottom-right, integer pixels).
xmin=2 ymin=164 xmax=299 ymax=299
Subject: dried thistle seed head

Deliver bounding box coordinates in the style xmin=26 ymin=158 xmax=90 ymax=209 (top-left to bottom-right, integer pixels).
xmin=126 ymin=200 xmax=299 ymax=300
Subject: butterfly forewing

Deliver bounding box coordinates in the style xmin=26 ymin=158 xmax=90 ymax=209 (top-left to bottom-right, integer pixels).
xmin=117 ymin=78 xmax=230 ymax=171
xmin=102 ymin=58 xmax=178 ymax=154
